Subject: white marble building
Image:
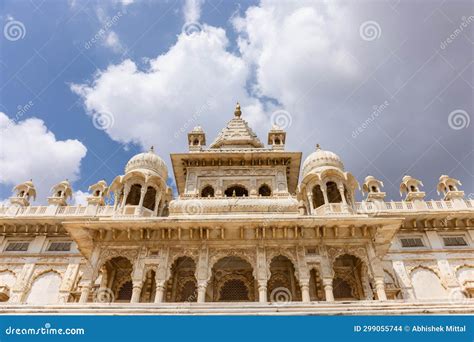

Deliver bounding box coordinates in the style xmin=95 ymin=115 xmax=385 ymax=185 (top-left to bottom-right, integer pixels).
xmin=0 ymin=104 xmax=473 ymax=314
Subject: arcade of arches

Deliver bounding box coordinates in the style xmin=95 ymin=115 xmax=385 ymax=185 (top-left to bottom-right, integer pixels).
xmin=86 ymin=253 xmax=383 ymax=304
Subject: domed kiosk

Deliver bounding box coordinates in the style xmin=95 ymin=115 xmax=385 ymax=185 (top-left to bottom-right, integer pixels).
xmin=110 ymin=147 xmax=172 ymax=216
xmin=299 ymin=145 xmax=358 ymax=215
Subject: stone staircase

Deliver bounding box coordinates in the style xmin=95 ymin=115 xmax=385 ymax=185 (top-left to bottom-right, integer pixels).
xmin=1 ymin=300 xmax=473 ymax=315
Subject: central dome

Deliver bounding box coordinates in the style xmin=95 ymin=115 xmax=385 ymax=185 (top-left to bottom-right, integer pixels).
xmin=125 ymin=147 xmax=168 ymax=180
xmin=302 ymin=145 xmax=344 ymax=178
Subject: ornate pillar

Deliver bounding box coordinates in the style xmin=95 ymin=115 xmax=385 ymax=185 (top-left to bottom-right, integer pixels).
xmin=300 ymin=280 xmax=310 ymax=303
xmin=153 ymin=191 xmax=162 ymax=215
xmin=58 ymin=263 xmax=80 ymax=304
xmin=258 ymin=281 xmax=267 ymax=303
xmin=113 ymin=190 xmax=121 ymax=210
xmin=154 ymin=284 xmax=165 ymax=303
xmin=321 ymin=186 xmax=329 ymax=204
xmin=197 ymin=281 xmax=207 ymax=303
xmin=374 ymin=277 xmax=387 ymax=301
xmin=154 ymin=248 xmax=170 ymax=303
xmin=392 ymin=260 xmax=415 ymax=300
xmin=320 ymin=245 xmax=334 ymax=302
xmin=322 ymin=278 xmax=334 ymax=302
xmin=306 ymin=192 xmax=314 ymax=215
xmin=131 ymin=280 xmax=143 ymax=303
xmin=121 ymin=184 xmax=131 ymax=211
xmin=338 ymin=184 xmax=347 ymax=205
xmin=195 ymin=245 xmax=209 ymax=303
xmin=79 ymin=283 xmax=92 ymax=303
xmin=256 ymin=246 xmax=268 ymax=303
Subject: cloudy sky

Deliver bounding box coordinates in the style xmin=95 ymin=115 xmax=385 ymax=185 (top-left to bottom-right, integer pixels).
xmin=0 ymin=0 xmax=472 ymax=204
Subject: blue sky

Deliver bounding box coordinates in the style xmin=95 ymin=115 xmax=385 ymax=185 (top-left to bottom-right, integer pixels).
xmin=0 ymin=0 xmax=472 ymax=204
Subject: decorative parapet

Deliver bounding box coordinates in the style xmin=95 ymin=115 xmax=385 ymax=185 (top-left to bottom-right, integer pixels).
xmin=0 ymin=199 xmax=472 ymax=218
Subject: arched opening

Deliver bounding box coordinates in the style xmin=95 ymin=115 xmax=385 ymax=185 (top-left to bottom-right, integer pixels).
xmin=126 ymin=184 xmax=142 ymax=205
xmin=165 ymin=257 xmax=197 ymax=302
xmin=193 ymin=138 xmax=199 ymax=146
xmin=332 ymin=254 xmax=365 ymax=301
xmin=274 ymin=138 xmax=281 ymax=145
xmin=143 ymin=186 xmax=157 ymax=211
xmin=0 ymin=271 xmax=16 ymax=302
xmin=312 ymin=185 xmax=325 ymax=208
xmin=117 ymin=281 xmax=133 ymax=301
xmin=56 ymin=190 xmax=62 ymax=197
xmin=410 ymin=185 xmax=416 ymax=192
xmin=448 ymin=185 xmax=455 ymax=191
xmin=258 ymin=184 xmax=272 ymax=197
xmin=100 ymin=256 xmax=133 ymax=303
xmin=326 ymin=181 xmax=342 ymax=203
xmin=26 ymin=271 xmax=62 ymax=305
xmin=140 ymin=270 xmax=156 ymax=303
xmin=201 ymin=185 xmax=215 ymax=198
xmin=411 ymin=268 xmax=447 ymax=299
xmin=210 ymin=256 xmax=255 ymax=302
xmin=224 ymin=185 xmax=248 ymax=197
xmin=94 ymin=190 xmax=101 ymax=196
xmin=267 ymin=255 xmax=301 ymax=302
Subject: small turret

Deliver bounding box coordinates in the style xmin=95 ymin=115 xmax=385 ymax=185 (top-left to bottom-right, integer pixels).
xmin=362 ymin=176 xmax=386 ymax=202
xmin=48 ymin=180 xmax=73 ymax=206
xmin=87 ymin=180 xmax=109 ymax=205
xmin=400 ymin=175 xmax=425 ymax=202
xmin=268 ymin=124 xmax=286 ymax=150
xmin=437 ymin=175 xmax=464 ymax=201
xmin=9 ymin=180 xmax=36 ymax=207
xmin=188 ymin=126 xmax=206 ymax=152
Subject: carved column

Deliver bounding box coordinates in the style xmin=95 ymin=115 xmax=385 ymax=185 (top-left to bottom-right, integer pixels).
xmin=338 ymin=184 xmax=347 ymax=205
xmin=79 ymin=283 xmax=92 ymax=303
xmin=153 ymin=191 xmax=162 ymax=215
xmin=300 ymin=279 xmax=310 ymax=303
xmin=58 ymin=263 xmax=80 ymax=304
xmin=374 ymin=277 xmax=387 ymax=301
xmin=256 ymin=246 xmax=268 ymax=303
xmin=195 ymin=245 xmax=209 ymax=303
xmin=392 ymin=260 xmax=415 ymax=299
xmin=131 ymin=281 xmax=143 ymax=303
xmin=121 ymin=184 xmax=131 ymax=209
xmin=154 ymin=248 xmax=170 ymax=303
xmin=322 ymin=278 xmax=334 ymax=302
xmin=321 ymin=187 xmax=329 ymax=204
xmin=306 ymin=192 xmax=314 ymax=215
xmin=320 ymin=245 xmax=334 ymax=302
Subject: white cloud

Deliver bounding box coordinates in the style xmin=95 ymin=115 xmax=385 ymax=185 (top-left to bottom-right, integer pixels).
xmin=104 ymin=31 xmax=123 ymax=53
xmin=73 ymin=190 xmax=90 ymax=206
xmin=72 ymin=25 xmax=267 ymax=162
xmin=183 ymin=0 xmax=204 ymax=23
xmin=0 ymin=113 xmax=87 ymax=203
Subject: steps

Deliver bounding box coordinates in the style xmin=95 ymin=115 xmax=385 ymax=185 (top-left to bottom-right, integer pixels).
xmin=1 ymin=300 xmax=473 ymax=315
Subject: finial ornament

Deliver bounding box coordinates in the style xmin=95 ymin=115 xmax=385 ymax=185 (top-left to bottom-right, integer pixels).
xmin=150 ymin=146 xmax=154 ymax=153
xmin=316 ymin=144 xmax=321 ymax=150
xmin=234 ymin=102 xmax=241 ymax=117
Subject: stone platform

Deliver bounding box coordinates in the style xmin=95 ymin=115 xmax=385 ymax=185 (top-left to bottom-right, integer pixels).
xmin=1 ymin=300 xmax=473 ymax=315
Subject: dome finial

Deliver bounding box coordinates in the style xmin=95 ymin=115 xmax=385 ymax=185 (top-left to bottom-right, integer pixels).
xmin=316 ymin=143 xmax=321 ymax=150
xmin=150 ymin=146 xmax=154 ymax=153
xmin=234 ymin=102 xmax=241 ymax=117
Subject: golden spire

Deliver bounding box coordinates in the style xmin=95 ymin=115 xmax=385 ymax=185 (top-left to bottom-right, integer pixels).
xmin=234 ymin=102 xmax=241 ymax=117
